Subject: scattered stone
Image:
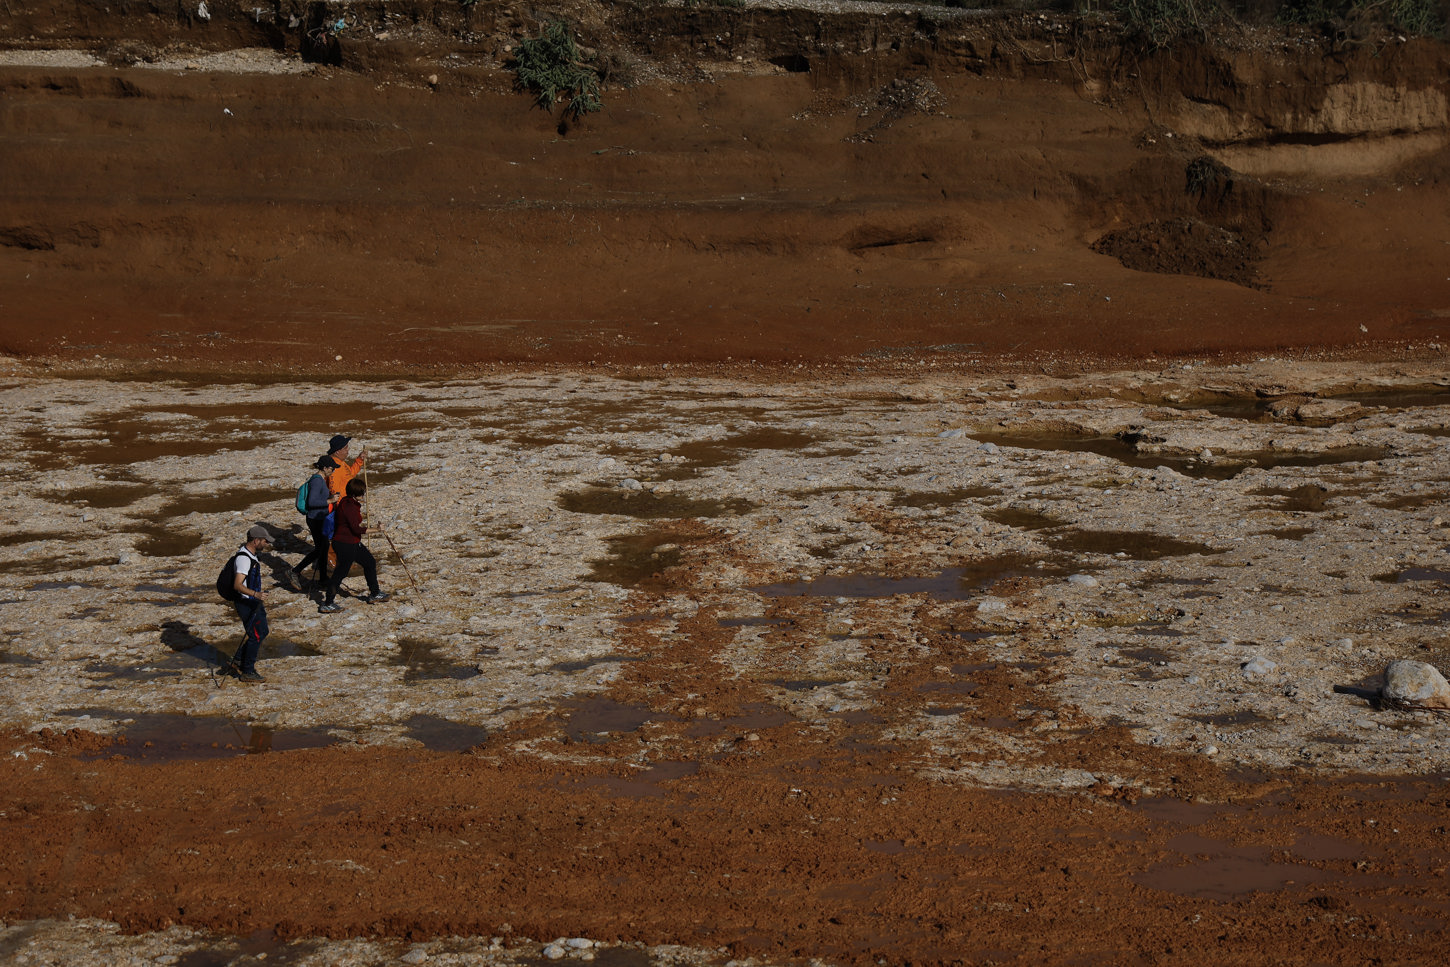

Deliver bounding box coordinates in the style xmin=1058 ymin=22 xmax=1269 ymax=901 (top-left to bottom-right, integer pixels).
xmin=543 ymin=943 xmax=567 ymax=960
xmin=977 ymin=598 xmax=1008 ymax=613
xmin=938 ymin=428 xmax=966 ymax=438
xmin=401 ymin=949 xmax=429 ymax=964
xmin=566 ymin=938 xmax=593 ymax=949
xmin=1066 ymin=574 xmax=1098 ymax=587
xmin=1241 ymin=656 xmax=1277 ymax=679
xmin=1382 ymin=660 xmax=1450 ymax=710
xmin=619 ymin=478 xmax=643 ymax=490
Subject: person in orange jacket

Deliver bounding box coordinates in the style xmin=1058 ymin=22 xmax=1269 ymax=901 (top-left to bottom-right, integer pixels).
xmin=324 ymin=433 xmax=367 ymax=503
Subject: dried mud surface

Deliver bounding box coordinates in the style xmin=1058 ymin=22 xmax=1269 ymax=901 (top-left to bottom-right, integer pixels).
xmin=3 ymin=362 xmax=1450 ymax=965
xmin=6 ymin=1 xmax=1450 ymax=964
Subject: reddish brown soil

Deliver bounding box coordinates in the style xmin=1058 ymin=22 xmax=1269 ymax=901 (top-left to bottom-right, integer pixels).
xmin=5 ymin=689 xmax=1450 ymax=964
xmin=3 ymin=7 xmax=1449 ymax=376
xmin=4 ymin=5 xmax=1450 ymax=963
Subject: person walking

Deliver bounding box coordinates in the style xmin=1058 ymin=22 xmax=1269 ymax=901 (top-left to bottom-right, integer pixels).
xmin=290 ymin=454 xmax=335 ymax=592
xmin=325 ymin=434 xmax=367 ymax=504
xmin=220 ymin=524 xmax=273 ymax=684
xmin=319 ymin=477 xmax=389 ymax=613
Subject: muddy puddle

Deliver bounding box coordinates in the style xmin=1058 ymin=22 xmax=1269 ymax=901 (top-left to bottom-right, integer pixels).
xmin=891 ymin=486 xmax=1002 ymax=509
xmin=1251 ymin=484 xmax=1332 ymax=512
xmin=163 ymin=930 xmax=323 ymax=967
xmin=559 ymin=696 xmax=678 ymax=743
xmin=625 ymin=428 xmax=855 ymax=480
xmin=8 ymin=554 xmax=119 ymax=576
xmin=685 ymin=701 xmax=796 ymax=738
xmin=1046 ymin=530 xmax=1224 ymax=560
xmin=66 ymin=481 xmax=157 ymax=508
xmin=1133 ymin=831 xmax=1334 ymax=900
xmin=586 ymin=529 xmax=693 ymax=589
xmin=559 ymin=486 xmax=755 ymax=520
xmin=131 ymin=523 xmax=206 ymax=558
xmin=970 ymin=431 xmax=1389 ymax=479
xmin=1152 ymin=384 xmax=1450 ymax=422
xmin=756 ymin=556 xmax=1074 ymax=600
xmin=399 ymin=714 xmax=489 ymax=751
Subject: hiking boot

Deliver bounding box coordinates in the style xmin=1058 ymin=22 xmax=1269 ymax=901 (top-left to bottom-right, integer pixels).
xmin=237 ymin=670 xmax=266 ymax=684
xmin=284 ymin=569 xmax=302 ymax=591
xmin=363 ymin=591 xmax=390 ymax=604
xmin=214 ymin=661 xmax=239 ymax=680
xmin=318 ymin=602 xmax=343 ymax=614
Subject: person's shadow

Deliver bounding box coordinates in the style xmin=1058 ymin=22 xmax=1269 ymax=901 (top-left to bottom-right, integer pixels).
xmin=160 ymin=620 xmax=231 ymax=670
xmin=255 ymin=520 xmax=314 ymax=592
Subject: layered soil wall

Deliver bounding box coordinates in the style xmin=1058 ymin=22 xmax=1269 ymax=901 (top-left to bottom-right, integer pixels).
xmin=1 ymin=1 xmax=1449 ymax=373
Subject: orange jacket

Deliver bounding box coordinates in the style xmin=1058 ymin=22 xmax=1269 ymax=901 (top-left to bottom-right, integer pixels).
xmin=326 ymin=453 xmax=365 ymax=502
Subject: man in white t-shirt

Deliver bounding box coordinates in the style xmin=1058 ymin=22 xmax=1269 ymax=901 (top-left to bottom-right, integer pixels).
xmin=220 ymin=524 xmax=272 ymax=684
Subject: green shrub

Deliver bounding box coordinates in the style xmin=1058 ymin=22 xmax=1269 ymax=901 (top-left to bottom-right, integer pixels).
xmin=1114 ymin=0 xmax=1227 ymax=44
xmin=1279 ymin=0 xmax=1442 ymax=34
xmin=509 ymin=21 xmax=603 ymax=121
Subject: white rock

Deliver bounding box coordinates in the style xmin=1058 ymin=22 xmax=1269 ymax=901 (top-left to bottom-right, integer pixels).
xmin=543 ymin=943 xmax=567 ymax=960
xmin=1241 ymin=656 xmax=1277 ymax=679
xmin=401 ymin=949 xmax=429 ymax=965
xmin=977 ymin=598 xmax=1008 ymax=613
xmin=566 ymin=938 xmax=593 ymax=949
xmin=1066 ymin=574 xmax=1098 ymax=588
xmin=1383 ymin=660 xmax=1450 ymax=709
xmin=619 ymin=478 xmax=643 ymax=490
xmin=938 ymin=428 xmax=966 ymax=439
xmin=978 ymin=442 xmax=999 ymax=453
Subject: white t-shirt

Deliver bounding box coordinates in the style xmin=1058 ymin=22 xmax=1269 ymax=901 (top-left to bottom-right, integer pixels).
xmin=232 ymin=546 xmax=260 ymax=588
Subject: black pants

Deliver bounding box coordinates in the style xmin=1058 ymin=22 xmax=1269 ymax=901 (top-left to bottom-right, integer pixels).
xmin=294 ymin=513 xmax=330 ymax=582
xmin=327 ymin=540 xmax=379 ymax=603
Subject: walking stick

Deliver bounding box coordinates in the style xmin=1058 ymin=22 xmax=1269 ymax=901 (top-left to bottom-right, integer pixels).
xmin=382 ymin=528 xmax=425 ymax=610
xmin=363 ymin=440 xmax=427 ymax=611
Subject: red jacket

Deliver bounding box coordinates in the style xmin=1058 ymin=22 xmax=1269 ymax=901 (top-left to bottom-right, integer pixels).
xmin=334 ymin=496 xmax=367 ymax=544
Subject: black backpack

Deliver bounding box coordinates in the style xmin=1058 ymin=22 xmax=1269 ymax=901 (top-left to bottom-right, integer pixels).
xmin=216 ymin=552 xmax=257 ymax=602
xmin=216 ymin=559 xmax=240 ymax=601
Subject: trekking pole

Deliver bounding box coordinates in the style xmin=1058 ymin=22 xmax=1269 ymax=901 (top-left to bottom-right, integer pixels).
xmin=364 ymin=441 xmax=427 ymax=610
xmin=381 ymin=527 xmax=425 ymax=611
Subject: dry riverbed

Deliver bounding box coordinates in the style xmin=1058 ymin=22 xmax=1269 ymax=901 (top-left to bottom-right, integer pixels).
xmin=2 ymin=359 xmax=1449 ymax=964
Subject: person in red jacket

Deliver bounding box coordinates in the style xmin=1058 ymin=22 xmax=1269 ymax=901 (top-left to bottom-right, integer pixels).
xmin=318 ymin=477 xmax=389 ymax=613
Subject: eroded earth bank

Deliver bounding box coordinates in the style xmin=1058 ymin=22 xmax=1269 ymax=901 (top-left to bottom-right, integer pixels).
xmin=3 ymin=361 xmax=1450 ymax=965
xmin=3 ymin=0 xmax=1450 ymax=371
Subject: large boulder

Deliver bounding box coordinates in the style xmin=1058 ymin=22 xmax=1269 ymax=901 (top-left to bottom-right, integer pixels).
xmin=1382 ymin=660 xmax=1450 ymax=710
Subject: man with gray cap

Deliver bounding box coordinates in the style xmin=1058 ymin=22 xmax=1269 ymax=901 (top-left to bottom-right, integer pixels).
xmin=220 ymin=524 xmax=274 ymax=684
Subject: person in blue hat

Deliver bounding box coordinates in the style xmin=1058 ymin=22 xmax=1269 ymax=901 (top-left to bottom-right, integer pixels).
xmin=324 ymin=433 xmax=367 ymax=504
